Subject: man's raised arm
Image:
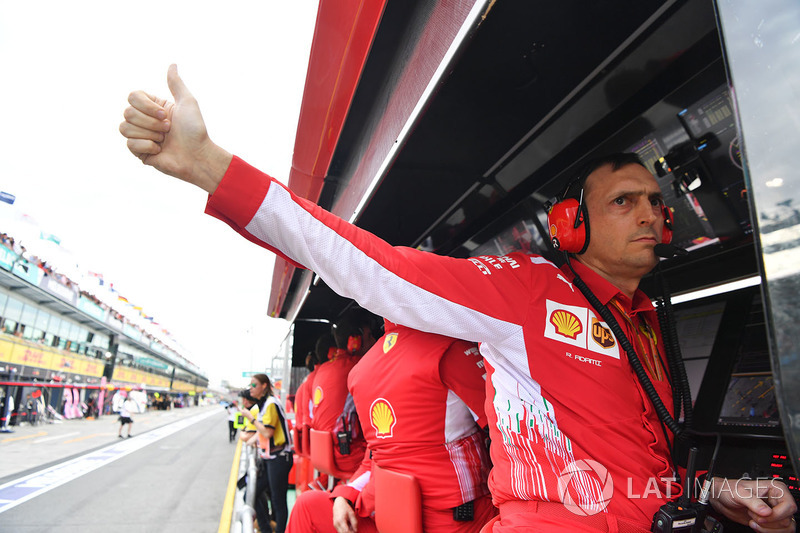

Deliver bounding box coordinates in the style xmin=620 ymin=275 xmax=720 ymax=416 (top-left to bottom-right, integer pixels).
xmin=119 ymin=64 xmax=232 ymax=194
xmin=119 ymin=66 xmax=534 ymax=347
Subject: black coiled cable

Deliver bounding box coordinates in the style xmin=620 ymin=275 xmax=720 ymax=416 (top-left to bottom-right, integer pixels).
xmin=655 ymin=269 xmax=694 ymax=430
xmin=566 ymin=259 xmax=684 ymax=437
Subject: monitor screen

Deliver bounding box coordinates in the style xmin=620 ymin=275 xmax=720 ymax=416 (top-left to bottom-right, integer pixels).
xmin=671 ymin=287 xmax=781 ymax=434
xmin=715 ymin=294 xmax=779 ymax=429
xmin=717 ymin=374 xmax=779 ymax=429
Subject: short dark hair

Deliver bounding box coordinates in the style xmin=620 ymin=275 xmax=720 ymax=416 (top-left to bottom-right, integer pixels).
xmin=561 ymin=152 xmax=646 ymax=200
xmin=239 ymin=389 xmax=255 ymax=402
xmin=314 ymin=333 xmax=336 ymax=363
xmin=332 ymin=307 xmax=381 ymax=349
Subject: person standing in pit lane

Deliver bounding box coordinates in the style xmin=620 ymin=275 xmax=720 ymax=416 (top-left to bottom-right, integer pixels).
xmin=226 ymin=400 xmax=239 ymax=443
xmin=118 ymin=394 xmax=135 ymax=439
xmin=242 ymin=373 xmax=293 ymax=533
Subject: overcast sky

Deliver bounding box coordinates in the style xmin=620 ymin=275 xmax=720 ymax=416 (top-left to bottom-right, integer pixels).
xmin=0 ymin=1 xmax=320 ymax=388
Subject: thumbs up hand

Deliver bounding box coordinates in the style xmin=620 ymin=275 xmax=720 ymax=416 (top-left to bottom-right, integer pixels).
xmin=120 ymin=64 xmax=231 ymax=193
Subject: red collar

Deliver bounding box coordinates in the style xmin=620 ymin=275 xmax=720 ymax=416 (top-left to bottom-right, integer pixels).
xmin=328 ymin=348 xmax=349 ymax=361
xmin=561 ymin=260 xmax=654 ymax=314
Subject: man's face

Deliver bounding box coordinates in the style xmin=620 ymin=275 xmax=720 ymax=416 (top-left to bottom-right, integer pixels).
xmin=579 ymin=162 xmax=664 ymax=284
xmin=359 ymin=328 xmax=378 ymax=355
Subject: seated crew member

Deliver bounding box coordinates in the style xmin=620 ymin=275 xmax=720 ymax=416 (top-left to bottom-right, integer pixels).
xmin=286 ymin=322 xmax=497 ymax=533
xmin=310 ymin=325 xmax=370 ymax=478
xmin=294 ymin=351 xmax=316 ymax=433
xmin=121 ymin=67 xmax=797 ymax=533
xmin=331 ymin=307 xmax=381 ymax=360
xmin=292 ymin=351 xmax=318 ymax=490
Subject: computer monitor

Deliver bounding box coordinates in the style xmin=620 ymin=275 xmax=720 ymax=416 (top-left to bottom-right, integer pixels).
xmin=674 ymin=285 xmax=781 ymax=436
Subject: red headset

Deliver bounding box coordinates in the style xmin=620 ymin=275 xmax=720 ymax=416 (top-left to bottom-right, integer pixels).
xmin=546 ymin=180 xmax=673 ymax=254
xmin=346 ymin=334 xmax=362 ymax=354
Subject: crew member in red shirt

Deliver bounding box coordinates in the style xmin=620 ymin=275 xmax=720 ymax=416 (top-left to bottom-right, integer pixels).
xmin=310 ymin=322 xmax=372 ymax=477
xmin=121 ymin=67 xmax=797 ymax=533
xmin=286 ymin=322 xmax=496 ymax=532
xmin=293 ymin=352 xmax=315 ymax=432
xmin=331 ymin=307 xmax=381 ymax=360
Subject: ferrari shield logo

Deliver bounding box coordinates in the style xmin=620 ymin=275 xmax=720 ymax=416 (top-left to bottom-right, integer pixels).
xmin=383 ymin=333 xmax=398 ymax=353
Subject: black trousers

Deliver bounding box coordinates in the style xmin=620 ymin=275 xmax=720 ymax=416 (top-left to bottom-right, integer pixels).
xmin=255 ymin=452 xmax=293 ymax=533
xmin=228 ymin=420 xmax=237 ymax=441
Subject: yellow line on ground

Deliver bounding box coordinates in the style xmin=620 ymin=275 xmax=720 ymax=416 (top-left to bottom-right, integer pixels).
xmin=63 ymin=433 xmax=114 ymax=444
xmin=1 ymin=431 xmax=47 ymax=443
xmin=218 ymin=439 xmax=243 ymax=533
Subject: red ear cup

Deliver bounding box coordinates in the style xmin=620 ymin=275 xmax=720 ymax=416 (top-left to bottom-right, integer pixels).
xmin=347 ymin=335 xmax=362 ymax=354
xmin=547 ymin=199 xmax=588 ymax=254
xmin=661 ymin=204 xmax=673 ymax=244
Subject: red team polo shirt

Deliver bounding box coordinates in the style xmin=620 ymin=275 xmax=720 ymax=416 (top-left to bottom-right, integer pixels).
xmin=294 ymin=372 xmax=311 ymax=428
xmin=332 ymin=323 xmax=492 ymax=513
xmin=309 ymin=349 xmax=367 ymax=476
xmin=206 ymin=157 xmax=678 ymax=532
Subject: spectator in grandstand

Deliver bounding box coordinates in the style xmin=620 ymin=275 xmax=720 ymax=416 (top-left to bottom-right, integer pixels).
xmin=242 ymin=373 xmax=293 ymax=533
xmin=226 ymin=400 xmax=239 ymax=442
xmin=121 ymin=67 xmax=797 ymax=533
xmin=118 ymin=395 xmax=134 ymax=438
xmin=286 ymin=322 xmax=496 ymax=533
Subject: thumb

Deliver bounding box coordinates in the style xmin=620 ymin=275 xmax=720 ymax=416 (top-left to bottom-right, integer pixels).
xmin=167 ymin=64 xmax=193 ymax=102
xmin=744 ymin=497 xmax=773 ymax=518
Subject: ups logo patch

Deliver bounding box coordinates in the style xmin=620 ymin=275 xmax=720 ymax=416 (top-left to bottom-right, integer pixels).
xmin=591 ymin=318 xmax=615 ymax=349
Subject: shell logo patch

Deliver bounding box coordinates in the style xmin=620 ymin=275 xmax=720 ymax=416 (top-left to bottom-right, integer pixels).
xmin=591 ymin=318 xmax=615 ymax=349
xmin=550 ymin=309 xmax=582 ymax=339
xmin=544 ymin=299 xmax=621 ymax=359
xmin=370 ymin=398 xmax=397 ymax=439
xmin=549 ymin=223 xmax=558 ymax=238
xmin=383 ymin=333 xmax=398 ymax=353
xmin=313 ymin=386 xmax=323 ymax=406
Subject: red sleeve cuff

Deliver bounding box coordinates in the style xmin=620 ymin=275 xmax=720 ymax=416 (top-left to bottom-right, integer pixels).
xmin=331 ymin=485 xmax=361 ymax=503
xmin=203 ymin=156 xmax=307 ymax=270
xmin=205 ymin=155 xmax=271 ymax=228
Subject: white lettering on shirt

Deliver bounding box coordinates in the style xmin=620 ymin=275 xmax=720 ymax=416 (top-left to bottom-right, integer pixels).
xmin=469 ymin=258 xmax=492 ymax=276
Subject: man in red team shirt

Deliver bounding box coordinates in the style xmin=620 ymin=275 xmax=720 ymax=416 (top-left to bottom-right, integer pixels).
xmin=120 ymin=66 xmax=796 ymax=533
xmin=310 ymin=315 xmax=375 ymax=478
xmin=331 ymin=307 xmax=380 ymax=360
xmin=293 ymin=351 xmax=316 ymax=433
xmin=286 ymin=322 xmax=496 ymax=533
